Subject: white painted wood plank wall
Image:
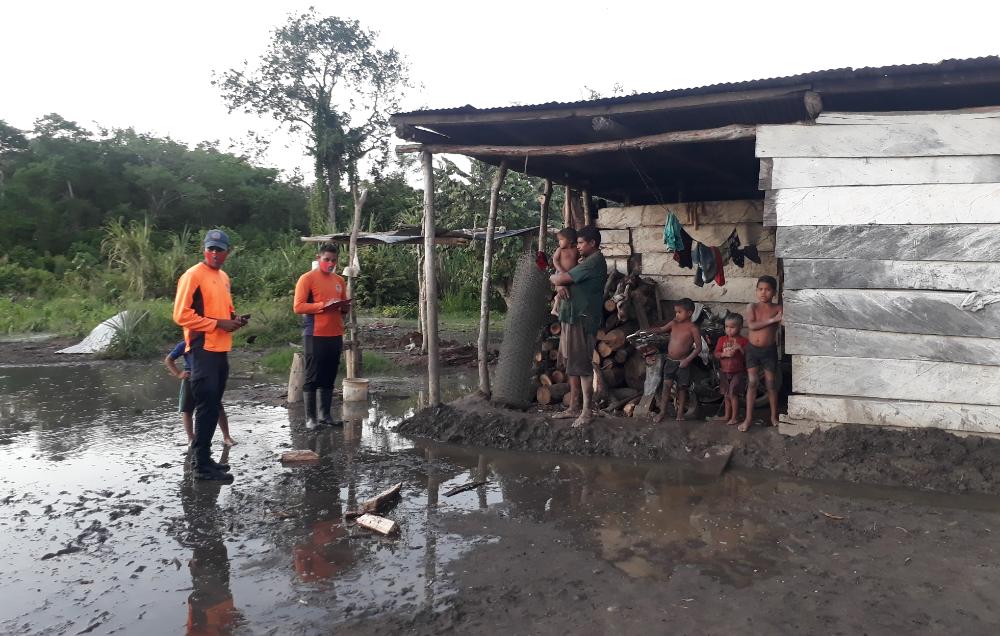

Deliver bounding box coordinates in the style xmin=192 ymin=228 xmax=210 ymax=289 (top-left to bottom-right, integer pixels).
xmin=758 ymin=109 xmax=1000 ymax=434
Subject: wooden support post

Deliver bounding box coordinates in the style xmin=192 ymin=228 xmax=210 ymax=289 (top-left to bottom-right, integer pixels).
xmin=538 ymin=178 xmax=552 ymax=253
xmin=563 ymin=185 xmax=572 ymax=228
xmin=478 ymin=160 xmax=509 ymax=398
xmin=346 ymin=183 xmax=367 ymax=380
xmin=421 ymin=151 xmax=441 ymax=406
xmin=417 ymin=245 xmax=427 ymax=354
xmin=581 ymin=188 xmax=593 ymax=225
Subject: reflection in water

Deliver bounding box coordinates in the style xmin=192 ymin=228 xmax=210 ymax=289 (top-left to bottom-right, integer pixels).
xmin=4 ymin=361 xmax=1000 ymax=634
xmin=181 ymin=447 xmax=239 ymax=636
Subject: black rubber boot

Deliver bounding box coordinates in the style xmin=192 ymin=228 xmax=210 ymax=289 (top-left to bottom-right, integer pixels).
xmin=207 ymin=459 xmax=230 ymax=472
xmin=194 ymin=466 xmax=234 ymax=482
xmin=303 ymin=390 xmax=318 ymax=429
xmin=318 ymin=388 xmax=333 ymax=426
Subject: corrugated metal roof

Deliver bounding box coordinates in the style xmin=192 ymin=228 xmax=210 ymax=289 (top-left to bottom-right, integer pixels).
xmin=395 ymin=56 xmax=1000 ymax=118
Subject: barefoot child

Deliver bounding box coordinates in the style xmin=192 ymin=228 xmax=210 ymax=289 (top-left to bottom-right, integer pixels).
xmin=739 ymin=276 xmax=782 ymax=431
xmin=649 ymin=298 xmax=702 ymax=423
xmin=713 ymin=313 xmax=749 ymax=426
xmin=550 ymin=227 xmax=580 ymax=316
xmin=165 ymin=341 xmax=236 ymax=447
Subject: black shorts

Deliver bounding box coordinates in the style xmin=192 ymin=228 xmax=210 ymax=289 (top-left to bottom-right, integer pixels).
xmin=746 ymin=343 xmax=778 ymax=372
xmin=662 ymin=358 xmax=691 ymax=387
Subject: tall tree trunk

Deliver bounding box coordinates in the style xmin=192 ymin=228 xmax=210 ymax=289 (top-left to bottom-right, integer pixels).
xmin=326 ymin=161 xmax=340 ymax=232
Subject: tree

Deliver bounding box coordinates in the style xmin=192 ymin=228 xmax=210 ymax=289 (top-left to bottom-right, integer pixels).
xmin=216 ymin=9 xmax=408 ymax=232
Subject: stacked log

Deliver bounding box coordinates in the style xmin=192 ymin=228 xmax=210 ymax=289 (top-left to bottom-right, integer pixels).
xmin=533 ymin=271 xmax=658 ymax=413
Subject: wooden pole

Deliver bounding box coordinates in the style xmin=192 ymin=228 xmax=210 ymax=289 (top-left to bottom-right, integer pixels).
xmin=563 ymin=185 xmax=572 ymax=228
xmin=581 ymin=188 xmax=593 ymax=226
xmin=417 ymin=245 xmax=427 ymax=354
xmin=421 ymin=151 xmax=441 ymax=406
xmin=538 ymin=179 xmax=552 ymax=253
xmin=395 ymin=124 xmax=757 ymax=157
xmin=478 ymin=160 xmax=508 ymax=398
xmin=346 ymin=183 xmax=367 ymax=380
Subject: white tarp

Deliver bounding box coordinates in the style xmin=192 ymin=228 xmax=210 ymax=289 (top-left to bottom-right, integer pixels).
xmin=56 ymin=311 xmax=129 ymax=354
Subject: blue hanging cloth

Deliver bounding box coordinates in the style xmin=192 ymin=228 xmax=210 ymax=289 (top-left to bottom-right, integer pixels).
xmin=663 ymin=211 xmax=685 ymax=252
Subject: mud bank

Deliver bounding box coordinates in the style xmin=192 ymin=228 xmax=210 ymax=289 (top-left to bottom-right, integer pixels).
xmin=398 ymin=395 xmax=1000 ymax=495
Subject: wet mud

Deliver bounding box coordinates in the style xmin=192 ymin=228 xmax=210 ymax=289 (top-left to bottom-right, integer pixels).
xmin=2 ymin=360 xmax=1000 ymax=634
xmin=399 ymin=395 xmax=1000 ymax=495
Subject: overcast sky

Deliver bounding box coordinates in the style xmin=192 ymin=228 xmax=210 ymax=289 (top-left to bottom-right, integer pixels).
xmin=3 ymin=0 xmax=998 ymax=179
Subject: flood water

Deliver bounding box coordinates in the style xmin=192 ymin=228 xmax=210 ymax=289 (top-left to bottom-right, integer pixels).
xmin=3 ymin=357 xmax=1000 ymax=634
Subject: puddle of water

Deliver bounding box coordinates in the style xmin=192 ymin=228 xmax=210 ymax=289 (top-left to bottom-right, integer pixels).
xmin=2 ymin=359 xmax=1000 ymax=634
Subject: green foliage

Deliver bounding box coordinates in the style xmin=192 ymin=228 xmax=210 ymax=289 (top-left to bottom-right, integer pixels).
xmin=231 ymin=297 xmax=302 ymax=349
xmin=260 ymin=347 xmax=295 ymax=375
xmin=376 ymin=303 xmax=419 ymax=319
xmin=361 ymin=351 xmax=393 ymax=374
xmin=101 ymin=302 xmax=175 ymax=359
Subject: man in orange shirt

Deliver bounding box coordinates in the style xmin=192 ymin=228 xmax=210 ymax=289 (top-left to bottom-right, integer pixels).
xmin=294 ymin=243 xmax=351 ymax=427
xmin=173 ymin=229 xmax=246 ymax=481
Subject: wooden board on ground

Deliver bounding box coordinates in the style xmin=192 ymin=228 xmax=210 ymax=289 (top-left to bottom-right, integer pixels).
xmin=766 ymin=183 xmax=1000 ymax=226
xmin=645 ymin=275 xmax=760 ymax=304
xmin=786 ymin=394 xmax=1000 ymax=434
xmin=784 ymin=323 xmax=1000 ymax=367
xmin=756 ymin=117 xmax=1000 ymax=158
xmin=355 ymin=513 xmax=399 ymax=536
xmin=792 ymin=355 xmax=1000 ymax=406
xmin=784 ymin=289 xmax=1000 ymax=338
xmin=641 ymin=251 xmax=777 ymax=280
xmin=775 ymin=224 xmax=1000 ymax=262
xmin=782 ymin=259 xmax=1000 ymax=292
xmin=346 ymin=482 xmax=403 ymax=519
xmin=761 ymin=156 xmax=1000 ymax=189
xmin=281 ymin=449 xmax=320 ymax=465
xmin=632 ymin=223 xmax=775 ymax=254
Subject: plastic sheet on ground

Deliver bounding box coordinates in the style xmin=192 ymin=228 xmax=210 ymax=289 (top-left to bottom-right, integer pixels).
xmin=56 ymin=311 xmax=129 ymax=354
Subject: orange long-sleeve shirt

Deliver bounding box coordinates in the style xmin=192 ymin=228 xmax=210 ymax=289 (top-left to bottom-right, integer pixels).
xmin=293 ymin=269 xmax=347 ymax=337
xmin=173 ymin=262 xmax=235 ymax=353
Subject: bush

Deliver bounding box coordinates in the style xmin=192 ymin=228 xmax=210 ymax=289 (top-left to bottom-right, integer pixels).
xmin=101 ymin=301 xmax=175 ymax=359
xmin=0 ymin=263 xmax=58 ymax=296
xmin=377 ymin=303 xmax=419 ymax=319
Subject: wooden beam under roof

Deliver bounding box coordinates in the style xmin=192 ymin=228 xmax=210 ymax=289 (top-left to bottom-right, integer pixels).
xmin=395 ymin=124 xmax=757 ymax=157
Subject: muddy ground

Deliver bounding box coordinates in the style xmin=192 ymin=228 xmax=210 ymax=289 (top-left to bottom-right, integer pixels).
xmin=399 ymin=395 xmax=1000 ymax=495
xmin=3 ymin=351 xmax=1000 ymax=634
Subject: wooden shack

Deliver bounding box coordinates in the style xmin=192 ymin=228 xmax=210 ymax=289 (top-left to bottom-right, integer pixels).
xmin=390 ymin=56 xmax=1000 ymax=434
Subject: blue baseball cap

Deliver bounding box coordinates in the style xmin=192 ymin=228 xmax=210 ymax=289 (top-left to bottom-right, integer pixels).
xmin=203 ymin=229 xmax=230 ymax=250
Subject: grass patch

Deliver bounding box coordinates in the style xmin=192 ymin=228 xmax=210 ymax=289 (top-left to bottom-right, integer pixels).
xmin=361 ymin=350 xmax=394 ymax=374
xmin=260 ymin=347 xmax=295 ymax=375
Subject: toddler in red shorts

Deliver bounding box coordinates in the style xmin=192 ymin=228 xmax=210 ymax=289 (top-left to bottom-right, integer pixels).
xmin=713 ymin=313 xmax=749 ymax=426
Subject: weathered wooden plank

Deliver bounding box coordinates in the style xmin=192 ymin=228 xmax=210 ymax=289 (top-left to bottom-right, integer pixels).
xmin=646 ymin=275 xmax=760 ymax=303
xmin=787 ymin=394 xmax=1000 ymax=434
xmin=600 ymin=242 xmax=632 ymax=257
xmin=775 ymin=224 xmax=1000 ymax=262
xmin=815 ymin=108 xmax=1000 ymax=126
xmin=632 ymin=223 xmax=775 ymax=254
xmin=784 ymin=288 xmax=1000 ymax=338
xmin=599 ymin=201 xmax=763 ymax=230
xmin=638 ymin=201 xmax=763 ymax=226
xmin=783 ymin=259 xmax=1000 ymax=292
xmin=771 ymin=183 xmax=1000 ymax=226
xmin=792 ymin=355 xmax=1000 ymax=406
xmin=756 ymin=118 xmax=1000 ymax=158
xmin=784 ymin=323 xmax=1000 ymax=367
xmin=763 ymin=156 xmax=1000 ymax=189
xmin=641 ymin=251 xmax=777 ymax=279
xmin=607 ymin=257 xmax=629 ymax=275
xmin=595 ymin=229 xmax=630 ymax=244
xmin=656 ymin=300 xmax=748 ymax=322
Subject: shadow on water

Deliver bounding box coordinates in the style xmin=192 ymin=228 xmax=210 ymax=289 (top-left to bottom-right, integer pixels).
xmin=2 ymin=360 xmax=1000 ymax=633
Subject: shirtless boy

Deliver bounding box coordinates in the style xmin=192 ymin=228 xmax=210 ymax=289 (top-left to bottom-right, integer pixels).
xmin=550 ymin=227 xmax=580 ymax=316
xmin=739 ymin=276 xmax=783 ymax=431
xmin=649 ymin=298 xmax=702 ymax=423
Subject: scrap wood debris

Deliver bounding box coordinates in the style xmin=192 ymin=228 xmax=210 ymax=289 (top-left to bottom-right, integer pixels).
xmin=444 ymin=480 xmax=488 ymax=497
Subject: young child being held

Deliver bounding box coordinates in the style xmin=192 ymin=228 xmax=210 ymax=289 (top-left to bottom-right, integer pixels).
xmin=739 ymin=275 xmax=783 ymax=431
xmin=712 ymin=313 xmax=749 ymax=426
xmin=649 ymin=298 xmax=702 ymax=423
xmin=550 ymin=227 xmax=580 ymax=316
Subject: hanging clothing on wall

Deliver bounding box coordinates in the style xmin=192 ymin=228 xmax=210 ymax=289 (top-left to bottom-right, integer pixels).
xmin=672 ymin=226 xmax=693 ymax=269
xmin=663 ymin=211 xmax=685 ymax=252
xmin=692 ymin=242 xmax=716 ymax=287
xmin=711 ymin=246 xmax=726 ymax=286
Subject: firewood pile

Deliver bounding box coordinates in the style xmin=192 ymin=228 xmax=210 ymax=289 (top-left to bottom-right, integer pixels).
xmin=533 ymin=270 xmax=664 ymax=415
